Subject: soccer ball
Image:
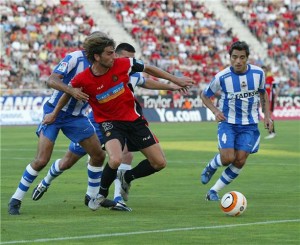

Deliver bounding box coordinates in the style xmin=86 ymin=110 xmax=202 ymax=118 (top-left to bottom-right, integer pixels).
xmin=220 ymin=191 xmax=247 ymax=216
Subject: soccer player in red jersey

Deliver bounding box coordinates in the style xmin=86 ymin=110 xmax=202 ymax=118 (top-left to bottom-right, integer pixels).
xmin=45 ymin=34 xmax=194 ymax=209
xmin=262 ymin=66 xmax=278 ymax=139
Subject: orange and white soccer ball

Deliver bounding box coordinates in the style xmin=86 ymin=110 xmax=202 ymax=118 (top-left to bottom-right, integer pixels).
xmin=220 ymin=191 xmax=247 ymax=216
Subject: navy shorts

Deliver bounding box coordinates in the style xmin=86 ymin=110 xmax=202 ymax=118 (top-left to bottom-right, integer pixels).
xmin=99 ymin=117 xmax=159 ymax=152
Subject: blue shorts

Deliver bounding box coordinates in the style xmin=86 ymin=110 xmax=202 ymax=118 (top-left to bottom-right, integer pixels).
xmin=68 ymin=120 xmax=104 ymax=156
xmin=217 ymin=122 xmax=260 ymax=154
xmin=36 ymin=102 xmax=95 ymax=144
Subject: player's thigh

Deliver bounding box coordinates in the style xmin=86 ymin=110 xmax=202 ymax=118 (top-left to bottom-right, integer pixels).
xmin=235 ymin=125 xmax=258 ymax=153
xmin=105 ymin=138 xmax=124 ymax=168
xmin=79 ymin=133 xmax=103 ymax=156
xmin=217 ymin=122 xmax=235 ymax=163
xmin=62 ymin=116 xmax=95 ymax=143
xmin=140 ymin=143 xmax=166 ymax=169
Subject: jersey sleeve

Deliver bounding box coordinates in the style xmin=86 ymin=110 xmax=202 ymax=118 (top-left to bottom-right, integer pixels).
xmin=129 ymin=58 xmax=145 ymax=75
xmin=53 ymin=53 xmax=77 ymax=76
xmin=203 ymin=77 xmax=220 ymax=98
xmin=129 ymin=72 xmax=146 ymax=88
xmin=258 ymin=70 xmax=266 ymax=93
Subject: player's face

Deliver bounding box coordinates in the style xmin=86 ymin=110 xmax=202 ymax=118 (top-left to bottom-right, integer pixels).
xmin=99 ymin=46 xmax=115 ymax=68
xmin=230 ymin=49 xmax=248 ymax=74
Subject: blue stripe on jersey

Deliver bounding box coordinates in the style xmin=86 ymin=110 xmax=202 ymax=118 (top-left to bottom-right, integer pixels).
xmin=48 ymin=51 xmax=90 ymax=116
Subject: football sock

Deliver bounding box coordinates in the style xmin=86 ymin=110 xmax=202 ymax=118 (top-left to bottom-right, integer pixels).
xmin=86 ymin=163 xmax=103 ymax=198
xmin=124 ymin=159 xmax=158 ymax=184
xmin=114 ymin=163 xmax=132 ymax=200
xmin=211 ymin=164 xmax=242 ymax=192
xmin=12 ymin=164 xmax=39 ymax=200
xmin=208 ymin=154 xmax=222 ymax=170
xmin=99 ymin=163 xmax=117 ymax=198
xmin=42 ymin=159 xmax=63 ymax=187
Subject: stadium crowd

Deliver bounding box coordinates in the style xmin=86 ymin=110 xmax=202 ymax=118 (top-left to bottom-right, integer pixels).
xmin=225 ymin=0 xmax=300 ymax=95
xmin=0 ymin=0 xmax=100 ymax=94
xmin=0 ymin=0 xmax=299 ymax=96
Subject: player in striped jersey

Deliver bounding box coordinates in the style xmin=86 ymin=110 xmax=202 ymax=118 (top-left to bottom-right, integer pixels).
xmin=8 ymin=32 xmax=117 ymax=215
xmin=31 ymin=43 xmax=185 ymax=211
xmin=200 ymin=41 xmax=273 ymax=201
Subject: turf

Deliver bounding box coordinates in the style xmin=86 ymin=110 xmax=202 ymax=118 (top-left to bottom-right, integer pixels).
xmin=1 ymin=121 xmax=300 ymax=244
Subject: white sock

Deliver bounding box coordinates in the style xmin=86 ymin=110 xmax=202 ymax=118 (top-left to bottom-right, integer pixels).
xmin=114 ymin=163 xmax=132 ymax=200
xmin=86 ymin=163 xmax=103 ymax=198
xmin=211 ymin=164 xmax=242 ymax=192
xmin=12 ymin=164 xmax=39 ymax=201
xmin=43 ymin=159 xmax=63 ymax=186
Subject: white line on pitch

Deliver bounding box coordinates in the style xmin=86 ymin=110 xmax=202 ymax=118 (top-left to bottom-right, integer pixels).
xmin=1 ymin=219 xmax=299 ymax=244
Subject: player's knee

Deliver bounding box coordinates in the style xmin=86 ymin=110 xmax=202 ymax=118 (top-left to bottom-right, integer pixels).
xmin=233 ymin=159 xmax=246 ymax=168
xmin=150 ymin=157 xmax=167 ymax=171
xmin=31 ymin=157 xmax=49 ymax=170
xmin=108 ymin=154 xmax=122 ymax=169
xmin=220 ymin=154 xmax=235 ymax=165
xmin=121 ymin=151 xmax=133 ymax=164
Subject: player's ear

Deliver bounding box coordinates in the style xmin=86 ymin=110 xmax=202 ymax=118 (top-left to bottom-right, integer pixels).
xmin=94 ymin=53 xmax=101 ymax=61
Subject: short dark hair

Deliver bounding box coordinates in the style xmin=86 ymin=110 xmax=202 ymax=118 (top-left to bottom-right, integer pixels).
xmin=229 ymin=41 xmax=250 ymax=57
xmin=115 ymin=43 xmax=136 ymax=55
xmin=83 ymin=32 xmax=115 ymax=63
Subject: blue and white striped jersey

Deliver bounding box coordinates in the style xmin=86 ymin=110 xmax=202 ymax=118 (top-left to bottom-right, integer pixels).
xmin=130 ymin=72 xmax=146 ymax=88
xmin=47 ymin=50 xmax=90 ymax=116
xmin=204 ymin=64 xmax=265 ymax=125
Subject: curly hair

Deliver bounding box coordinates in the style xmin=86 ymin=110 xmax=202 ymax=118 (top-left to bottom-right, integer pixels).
xmin=83 ymin=32 xmax=115 ymax=63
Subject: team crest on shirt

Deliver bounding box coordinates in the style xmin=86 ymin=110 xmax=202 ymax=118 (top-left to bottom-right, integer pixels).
xmin=57 ymin=62 xmax=68 ymax=72
xmin=112 ymin=75 xmax=118 ymax=82
xmin=241 ymin=81 xmax=247 ymax=88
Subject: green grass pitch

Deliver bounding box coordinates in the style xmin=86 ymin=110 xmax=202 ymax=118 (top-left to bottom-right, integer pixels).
xmin=1 ymin=121 xmax=300 ymax=244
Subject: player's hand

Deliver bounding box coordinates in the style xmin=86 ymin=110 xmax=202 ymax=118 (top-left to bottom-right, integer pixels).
xmin=264 ymin=118 xmax=274 ymax=133
xmin=70 ymin=87 xmax=89 ymax=101
xmin=42 ymin=112 xmax=57 ymax=125
xmin=214 ymin=110 xmax=226 ymax=122
xmin=174 ymin=76 xmax=195 ymax=87
xmin=169 ymin=84 xmax=190 ymax=93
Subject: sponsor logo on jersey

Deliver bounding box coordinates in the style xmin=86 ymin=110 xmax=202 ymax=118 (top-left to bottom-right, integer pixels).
xmin=96 ymin=83 xmax=125 ymax=103
xmin=57 ymin=62 xmax=68 ymax=72
xmin=228 ymin=90 xmax=259 ymax=100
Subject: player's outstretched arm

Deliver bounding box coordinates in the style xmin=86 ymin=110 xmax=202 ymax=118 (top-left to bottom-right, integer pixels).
xmin=143 ymin=78 xmax=189 ymax=92
xmin=143 ymin=65 xmax=195 ymax=88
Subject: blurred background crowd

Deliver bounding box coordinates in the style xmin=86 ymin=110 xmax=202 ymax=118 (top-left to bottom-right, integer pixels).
xmin=0 ymin=0 xmax=299 ymax=96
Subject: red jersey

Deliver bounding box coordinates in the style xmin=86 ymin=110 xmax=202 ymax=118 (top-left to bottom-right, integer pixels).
xmin=71 ymin=58 xmax=145 ymax=122
xmin=265 ymin=75 xmax=274 ymax=97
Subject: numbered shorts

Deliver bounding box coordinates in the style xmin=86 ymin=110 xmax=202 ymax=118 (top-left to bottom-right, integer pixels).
xmin=36 ymin=103 xmax=95 ymax=144
xmin=217 ymin=122 xmax=260 ymax=154
xmin=99 ymin=117 xmax=159 ymax=152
